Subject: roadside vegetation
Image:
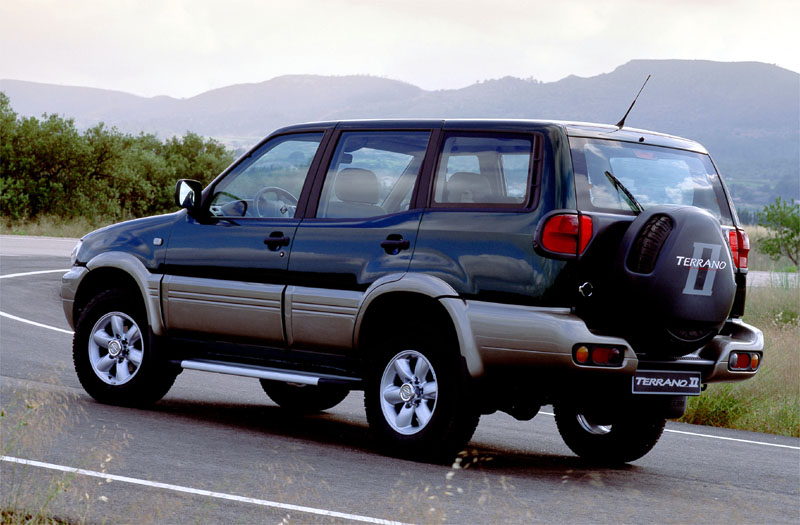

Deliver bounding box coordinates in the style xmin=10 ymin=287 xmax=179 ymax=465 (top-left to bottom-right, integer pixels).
xmin=0 ymin=93 xmax=233 ymax=232
xmin=680 ymin=283 xmax=799 ymax=437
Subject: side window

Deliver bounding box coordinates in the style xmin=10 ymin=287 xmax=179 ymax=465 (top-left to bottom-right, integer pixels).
xmin=209 ymin=133 xmax=323 ymax=218
xmin=432 ymin=135 xmax=533 ymax=206
xmin=317 ymin=131 xmax=430 ymax=219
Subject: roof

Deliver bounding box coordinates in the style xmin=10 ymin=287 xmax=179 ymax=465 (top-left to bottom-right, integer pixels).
xmin=272 ymin=119 xmax=709 ymax=154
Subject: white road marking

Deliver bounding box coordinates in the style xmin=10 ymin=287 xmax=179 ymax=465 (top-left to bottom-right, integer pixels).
xmin=662 ymin=429 xmax=800 ymax=450
xmin=1 ymin=456 xmax=409 ymax=525
xmin=0 ymin=311 xmax=74 ymax=334
xmin=0 ymin=268 xmax=74 ymax=334
xmin=538 ymin=411 xmax=799 ymax=450
xmin=0 ymin=268 xmax=70 ymax=279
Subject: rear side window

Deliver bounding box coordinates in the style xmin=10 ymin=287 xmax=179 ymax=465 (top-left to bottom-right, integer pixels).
xmin=570 ymin=137 xmax=733 ymax=225
xmin=316 ymin=131 xmax=430 ymax=218
xmin=432 ymin=134 xmax=534 ymax=207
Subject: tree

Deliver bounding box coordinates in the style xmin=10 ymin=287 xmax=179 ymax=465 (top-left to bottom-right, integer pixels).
xmin=758 ymin=197 xmax=800 ymax=267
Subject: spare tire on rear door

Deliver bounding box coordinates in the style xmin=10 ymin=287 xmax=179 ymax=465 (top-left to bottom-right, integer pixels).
xmin=613 ymin=206 xmax=736 ymax=357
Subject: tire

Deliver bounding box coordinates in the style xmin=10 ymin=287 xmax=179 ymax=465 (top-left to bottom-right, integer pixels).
xmin=73 ymin=289 xmax=177 ymax=407
xmin=259 ymin=380 xmax=350 ymax=413
xmin=364 ymin=327 xmax=479 ymax=463
xmin=627 ymin=214 xmax=673 ymax=274
xmin=554 ymin=403 xmax=666 ymax=464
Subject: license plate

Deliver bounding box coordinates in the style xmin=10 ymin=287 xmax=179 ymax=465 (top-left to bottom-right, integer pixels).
xmin=632 ymin=370 xmax=702 ymax=396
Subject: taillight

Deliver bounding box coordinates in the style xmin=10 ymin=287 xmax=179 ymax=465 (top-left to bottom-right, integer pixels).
xmin=542 ymin=214 xmax=593 ymax=255
xmin=728 ymin=228 xmax=749 ymax=269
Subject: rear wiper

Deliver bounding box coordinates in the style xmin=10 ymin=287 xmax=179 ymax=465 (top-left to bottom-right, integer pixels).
xmin=604 ymin=170 xmax=643 ymax=215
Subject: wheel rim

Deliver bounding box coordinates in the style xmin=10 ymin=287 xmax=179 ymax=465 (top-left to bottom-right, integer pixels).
xmin=576 ymin=414 xmax=612 ymax=435
xmin=88 ymin=311 xmax=143 ymax=386
xmin=379 ymin=350 xmax=438 ymax=436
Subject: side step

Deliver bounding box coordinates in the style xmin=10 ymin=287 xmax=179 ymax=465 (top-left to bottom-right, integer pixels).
xmin=178 ymin=359 xmax=362 ymax=387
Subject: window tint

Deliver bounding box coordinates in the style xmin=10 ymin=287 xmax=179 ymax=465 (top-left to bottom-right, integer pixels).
xmin=433 ymin=135 xmax=533 ymax=206
xmin=569 ymin=137 xmax=732 ymax=225
xmin=209 ymin=133 xmax=323 ymax=218
xmin=317 ymin=131 xmax=430 ymax=218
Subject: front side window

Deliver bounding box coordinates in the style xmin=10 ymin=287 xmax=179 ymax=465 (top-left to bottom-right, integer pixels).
xmin=570 ymin=137 xmax=732 ymax=225
xmin=317 ymin=131 xmax=430 ymax=218
xmin=432 ymin=135 xmax=534 ymax=206
xmin=209 ymin=133 xmax=323 ymax=218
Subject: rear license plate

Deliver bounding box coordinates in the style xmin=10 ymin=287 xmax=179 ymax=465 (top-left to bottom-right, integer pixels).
xmin=632 ymin=370 xmax=702 ymax=396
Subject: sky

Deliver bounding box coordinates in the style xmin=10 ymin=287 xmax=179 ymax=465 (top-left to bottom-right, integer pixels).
xmin=1 ymin=0 xmax=798 ymax=99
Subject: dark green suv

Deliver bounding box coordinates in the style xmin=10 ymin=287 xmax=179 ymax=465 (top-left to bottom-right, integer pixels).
xmin=62 ymin=119 xmax=763 ymax=463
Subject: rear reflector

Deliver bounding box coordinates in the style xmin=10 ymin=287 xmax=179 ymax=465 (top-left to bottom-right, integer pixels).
xmin=728 ymin=352 xmax=760 ymax=371
xmin=573 ymin=344 xmax=624 ymax=367
xmin=542 ymin=214 xmax=593 ymax=255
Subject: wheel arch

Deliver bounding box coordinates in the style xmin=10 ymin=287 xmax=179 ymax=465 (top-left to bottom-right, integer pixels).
xmin=75 ymin=252 xmax=164 ymax=335
xmin=354 ymin=274 xmax=484 ymax=377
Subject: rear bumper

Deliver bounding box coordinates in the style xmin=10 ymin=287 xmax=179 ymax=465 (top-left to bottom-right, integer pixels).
xmin=639 ymin=319 xmax=764 ymax=383
xmin=464 ymin=299 xmax=763 ymax=384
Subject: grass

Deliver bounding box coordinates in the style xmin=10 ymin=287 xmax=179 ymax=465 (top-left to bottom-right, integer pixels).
xmin=0 ymin=382 xmax=131 ymax=524
xmin=0 ymin=216 xmax=116 ymax=240
xmin=679 ymin=285 xmax=800 ymax=437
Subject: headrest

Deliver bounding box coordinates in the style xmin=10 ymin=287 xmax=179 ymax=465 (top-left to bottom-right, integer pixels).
xmin=335 ymin=168 xmax=380 ymax=204
xmin=445 ymin=172 xmax=491 ymax=202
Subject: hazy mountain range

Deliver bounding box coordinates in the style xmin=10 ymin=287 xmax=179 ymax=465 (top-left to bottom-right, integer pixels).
xmin=2 ymin=60 xmax=798 ymax=209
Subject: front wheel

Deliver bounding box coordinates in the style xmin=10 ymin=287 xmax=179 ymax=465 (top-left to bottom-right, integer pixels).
xmin=73 ymin=289 xmax=177 ymax=407
xmin=554 ymin=403 xmax=666 ymax=464
xmin=365 ymin=335 xmax=479 ymax=462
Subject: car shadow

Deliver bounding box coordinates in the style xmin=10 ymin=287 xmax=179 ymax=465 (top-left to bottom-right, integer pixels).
xmin=135 ymin=395 xmax=637 ymax=478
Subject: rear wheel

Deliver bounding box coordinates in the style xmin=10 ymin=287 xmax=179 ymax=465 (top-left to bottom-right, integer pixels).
xmin=73 ymin=289 xmax=177 ymax=407
xmin=554 ymin=403 xmax=666 ymax=464
xmin=259 ymin=380 xmax=349 ymax=413
xmin=364 ymin=327 xmax=479 ymax=462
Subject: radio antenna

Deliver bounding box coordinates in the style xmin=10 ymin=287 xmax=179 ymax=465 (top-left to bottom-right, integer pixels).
xmin=615 ymin=74 xmax=651 ymax=129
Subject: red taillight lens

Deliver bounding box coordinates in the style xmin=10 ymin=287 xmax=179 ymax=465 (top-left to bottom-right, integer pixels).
xmin=737 ymin=229 xmax=749 ymax=269
xmin=542 ymin=214 xmax=593 ymax=255
xmin=728 ymin=228 xmax=749 ymax=269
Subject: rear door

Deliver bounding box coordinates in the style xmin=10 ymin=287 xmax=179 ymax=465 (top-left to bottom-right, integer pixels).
xmin=409 ymin=127 xmax=573 ymax=306
xmin=286 ymin=125 xmax=437 ymax=354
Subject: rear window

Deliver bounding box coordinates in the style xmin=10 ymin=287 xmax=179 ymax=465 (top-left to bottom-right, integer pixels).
xmin=569 ymin=137 xmax=732 ymax=225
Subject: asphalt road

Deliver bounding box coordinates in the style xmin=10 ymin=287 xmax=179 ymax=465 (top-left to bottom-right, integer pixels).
xmin=1 ymin=245 xmax=798 ymax=523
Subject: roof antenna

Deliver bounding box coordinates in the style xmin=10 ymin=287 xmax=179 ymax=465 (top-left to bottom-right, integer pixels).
xmin=615 ymin=74 xmax=651 ymax=129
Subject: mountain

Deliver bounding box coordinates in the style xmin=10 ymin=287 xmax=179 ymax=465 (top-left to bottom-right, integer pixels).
xmin=2 ymin=60 xmax=798 ymax=209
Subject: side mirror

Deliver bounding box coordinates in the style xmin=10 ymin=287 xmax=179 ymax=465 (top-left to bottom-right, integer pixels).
xmin=175 ymin=179 xmax=204 ymax=212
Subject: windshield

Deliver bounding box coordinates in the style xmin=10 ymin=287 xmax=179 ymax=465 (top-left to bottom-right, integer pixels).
xmin=569 ymin=137 xmax=733 ymax=225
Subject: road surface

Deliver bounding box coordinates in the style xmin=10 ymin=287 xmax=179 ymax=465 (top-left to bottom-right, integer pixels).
xmin=0 ymin=237 xmax=798 ymax=523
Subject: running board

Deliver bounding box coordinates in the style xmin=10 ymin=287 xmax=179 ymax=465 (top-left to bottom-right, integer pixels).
xmin=178 ymin=359 xmax=362 ymax=387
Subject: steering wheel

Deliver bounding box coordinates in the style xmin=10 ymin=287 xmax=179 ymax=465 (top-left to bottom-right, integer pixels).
xmin=254 ymin=187 xmax=298 ymax=218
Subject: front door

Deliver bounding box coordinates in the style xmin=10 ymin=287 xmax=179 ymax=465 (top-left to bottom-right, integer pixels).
xmin=162 ymin=131 xmax=326 ymax=346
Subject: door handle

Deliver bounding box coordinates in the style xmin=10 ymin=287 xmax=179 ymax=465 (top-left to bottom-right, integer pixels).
xmin=380 ymin=236 xmax=410 ymax=255
xmin=264 ymin=232 xmax=291 ymax=251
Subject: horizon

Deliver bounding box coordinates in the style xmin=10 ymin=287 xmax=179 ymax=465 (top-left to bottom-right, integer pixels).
xmin=1 ymin=0 xmax=798 ymax=99
xmin=3 ymin=58 xmax=798 ymax=101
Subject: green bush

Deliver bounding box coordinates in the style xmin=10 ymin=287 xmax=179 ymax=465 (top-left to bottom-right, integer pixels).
xmin=0 ymin=92 xmax=234 ymax=223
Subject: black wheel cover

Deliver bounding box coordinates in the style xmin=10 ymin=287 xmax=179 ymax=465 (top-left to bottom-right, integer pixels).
xmin=615 ymin=206 xmax=736 ymax=356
